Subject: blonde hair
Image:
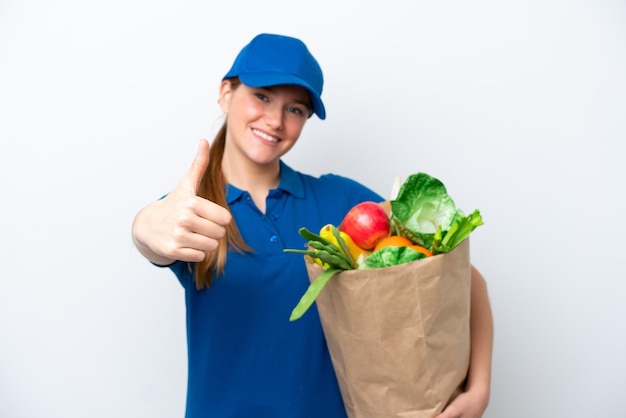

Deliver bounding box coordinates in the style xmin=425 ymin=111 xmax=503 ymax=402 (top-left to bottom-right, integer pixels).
xmin=193 ymin=78 xmax=252 ymax=290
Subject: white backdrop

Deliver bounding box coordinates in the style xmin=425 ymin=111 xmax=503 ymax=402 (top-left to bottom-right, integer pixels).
xmin=1 ymin=1 xmax=625 ymax=417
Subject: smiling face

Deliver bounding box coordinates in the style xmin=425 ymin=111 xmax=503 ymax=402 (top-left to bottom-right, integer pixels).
xmin=218 ymin=79 xmax=312 ymax=171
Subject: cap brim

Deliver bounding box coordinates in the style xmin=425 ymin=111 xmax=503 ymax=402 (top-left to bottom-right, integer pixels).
xmin=239 ymin=73 xmax=326 ymax=120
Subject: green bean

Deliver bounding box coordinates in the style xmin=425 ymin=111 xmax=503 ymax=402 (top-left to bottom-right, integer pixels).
xmin=311 ymin=250 xmax=352 ymax=270
xmin=289 ymin=267 xmax=341 ymax=321
xmin=297 ymin=227 xmax=335 ymax=247
xmin=330 ymin=226 xmax=356 ymax=268
xmin=282 ymin=248 xmax=348 ymax=270
xmin=308 ymin=240 xmax=345 ymax=260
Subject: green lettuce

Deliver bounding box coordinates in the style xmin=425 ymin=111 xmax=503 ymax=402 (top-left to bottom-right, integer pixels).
xmin=358 ymin=246 xmax=429 ymax=270
xmin=390 ymin=173 xmax=483 ymax=254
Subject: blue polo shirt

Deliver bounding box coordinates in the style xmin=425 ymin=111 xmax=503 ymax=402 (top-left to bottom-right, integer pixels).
xmin=167 ymin=161 xmax=383 ymax=418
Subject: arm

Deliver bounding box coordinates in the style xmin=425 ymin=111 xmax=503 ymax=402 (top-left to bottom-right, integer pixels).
xmin=131 ymin=139 xmax=232 ymax=266
xmin=437 ymin=265 xmax=494 ymax=418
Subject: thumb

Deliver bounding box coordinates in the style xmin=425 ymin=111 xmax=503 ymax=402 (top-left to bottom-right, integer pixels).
xmin=183 ymin=139 xmax=211 ymax=195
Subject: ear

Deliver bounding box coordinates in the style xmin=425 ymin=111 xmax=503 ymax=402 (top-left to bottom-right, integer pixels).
xmin=218 ymin=79 xmax=233 ymax=113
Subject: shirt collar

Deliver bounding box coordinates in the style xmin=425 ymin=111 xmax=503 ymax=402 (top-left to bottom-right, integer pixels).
xmin=225 ymin=160 xmax=304 ymax=205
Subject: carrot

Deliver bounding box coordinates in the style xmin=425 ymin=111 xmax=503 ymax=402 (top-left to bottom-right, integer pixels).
xmin=408 ymin=245 xmax=432 ymax=257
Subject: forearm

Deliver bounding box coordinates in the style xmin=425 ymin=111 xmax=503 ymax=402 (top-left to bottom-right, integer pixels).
xmin=466 ymin=265 xmax=494 ymax=404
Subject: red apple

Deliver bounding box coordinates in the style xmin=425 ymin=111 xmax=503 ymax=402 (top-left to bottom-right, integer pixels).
xmin=339 ymin=201 xmax=391 ymax=250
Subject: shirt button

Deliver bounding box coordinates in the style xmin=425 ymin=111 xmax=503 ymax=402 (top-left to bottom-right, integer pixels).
xmin=271 ymin=214 xmax=279 ymax=221
xmin=269 ymin=235 xmax=278 ymax=243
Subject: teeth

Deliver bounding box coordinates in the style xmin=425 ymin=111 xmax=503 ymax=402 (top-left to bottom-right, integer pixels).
xmin=252 ymin=129 xmax=278 ymax=143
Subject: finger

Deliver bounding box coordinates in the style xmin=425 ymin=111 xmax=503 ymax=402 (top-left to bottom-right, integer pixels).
xmin=183 ymin=139 xmax=211 ymax=195
xmin=180 ymin=231 xmax=223 ymax=254
xmin=195 ymin=199 xmax=232 ymax=227
xmin=173 ymin=247 xmax=207 ymax=263
xmin=434 ymin=408 xmax=453 ymax=418
xmin=184 ymin=213 xmax=229 ymax=242
xmin=434 ymin=402 xmax=461 ymax=418
xmin=166 ymin=225 xmax=224 ymax=262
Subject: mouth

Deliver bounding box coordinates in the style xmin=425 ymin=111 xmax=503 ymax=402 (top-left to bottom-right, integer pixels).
xmin=252 ymin=128 xmax=279 ymax=143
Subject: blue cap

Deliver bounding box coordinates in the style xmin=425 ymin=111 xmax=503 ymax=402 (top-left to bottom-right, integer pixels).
xmin=222 ymin=33 xmax=326 ymax=120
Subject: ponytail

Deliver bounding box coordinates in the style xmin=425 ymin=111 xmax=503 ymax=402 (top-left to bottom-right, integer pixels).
xmin=194 ymin=79 xmax=252 ymax=289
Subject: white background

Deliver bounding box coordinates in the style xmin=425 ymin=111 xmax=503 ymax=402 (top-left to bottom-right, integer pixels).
xmin=1 ymin=1 xmax=625 ymax=417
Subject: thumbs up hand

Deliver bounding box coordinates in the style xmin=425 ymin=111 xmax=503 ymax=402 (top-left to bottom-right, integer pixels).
xmin=132 ymin=139 xmax=232 ymax=265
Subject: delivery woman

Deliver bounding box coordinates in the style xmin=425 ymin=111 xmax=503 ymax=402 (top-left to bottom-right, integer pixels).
xmin=131 ymin=33 xmax=493 ymax=418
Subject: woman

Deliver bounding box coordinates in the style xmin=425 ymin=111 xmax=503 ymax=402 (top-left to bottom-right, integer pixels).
xmin=132 ymin=33 xmax=493 ymax=418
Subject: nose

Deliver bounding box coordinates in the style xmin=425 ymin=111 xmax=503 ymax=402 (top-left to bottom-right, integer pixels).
xmin=264 ymin=104 xmax=284 ymax=130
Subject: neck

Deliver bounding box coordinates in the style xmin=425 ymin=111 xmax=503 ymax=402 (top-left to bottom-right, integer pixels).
xmin=223 ymin=158 xmax=280 ymax=190
xmin=221 ymin=152 xmax=280 ymax=213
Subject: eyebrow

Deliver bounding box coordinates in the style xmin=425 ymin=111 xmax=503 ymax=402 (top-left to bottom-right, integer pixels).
xmin=262 ymin=86 xmax=311 ymax=108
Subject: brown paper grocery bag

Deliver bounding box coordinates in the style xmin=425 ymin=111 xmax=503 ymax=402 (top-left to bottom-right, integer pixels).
xmin=306 ymin=239 xmax=471 ymax=418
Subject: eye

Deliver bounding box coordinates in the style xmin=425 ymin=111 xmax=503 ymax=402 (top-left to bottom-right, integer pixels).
xmin=254 ymin=92 xmax=269 ymax=102
xmin=287 ymin=106 xmax=305 ymax=116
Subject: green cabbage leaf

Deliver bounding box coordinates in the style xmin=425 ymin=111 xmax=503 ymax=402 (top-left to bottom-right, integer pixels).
xmin=358 ymin=246 xmax=429 ymax=270
xmin=390 ymin=173 xmax=483 ymax=254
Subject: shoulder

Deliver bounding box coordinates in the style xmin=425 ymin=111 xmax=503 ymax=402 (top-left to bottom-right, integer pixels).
xmin=279 ymin=161 xmax=383 ymax=213
xmin=297 ymin=170 xmax=384 ymax=204
xmin=317 ymin=173 xmax=377 ymax=194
